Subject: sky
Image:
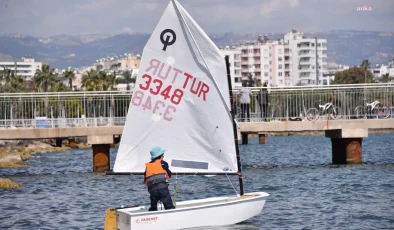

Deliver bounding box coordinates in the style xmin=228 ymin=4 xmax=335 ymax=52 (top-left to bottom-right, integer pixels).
xmin=0 ymin=0 xmax=393 ymax=37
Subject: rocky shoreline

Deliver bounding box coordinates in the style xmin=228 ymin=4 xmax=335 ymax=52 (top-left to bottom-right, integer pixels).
xmin=0 ymin=138 xmax=90 ymax=189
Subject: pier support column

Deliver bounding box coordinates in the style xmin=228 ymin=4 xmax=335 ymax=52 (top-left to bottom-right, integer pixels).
xmin=55 ymin=138 xmax=63 ymax=147
xmin=68 ymin=138 xmax=76 ymax=148
xmin=258 ymin=133 xmax=266 ymax=144
xmin=241 ymin=132 xmax=248 ymax=145
xmin=325 ymin=129 xmax=368 ymax=164
xmin=92 ymin=144 xmax=110 ymax=172
xmin=331 ymin=138 xmax=362 ymax=164
xmin=88 ymin=135 xmax=114 ymax=172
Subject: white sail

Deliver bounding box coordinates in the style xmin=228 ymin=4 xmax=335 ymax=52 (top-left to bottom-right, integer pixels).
xmin=113 ymin=0 xmax=237 ymax=173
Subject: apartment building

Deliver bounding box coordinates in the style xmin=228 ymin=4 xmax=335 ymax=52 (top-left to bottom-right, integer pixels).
xmin=284 ymin=30 xmax=328 ymax=85
xmin=220 ymin=46 xmax=242 ymax=88
xmin=94 ymin=53 xmax=141 ymax=76
xmin=0 ymin=57 xmax=43 ymax=80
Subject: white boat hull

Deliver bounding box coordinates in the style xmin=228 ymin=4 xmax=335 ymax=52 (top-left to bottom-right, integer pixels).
xmin=116 ymin=192 xmax=269 ymax=230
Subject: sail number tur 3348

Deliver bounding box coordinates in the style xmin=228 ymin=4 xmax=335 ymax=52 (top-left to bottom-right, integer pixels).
xmin=132 ymin=74 xmax=184 ymax=121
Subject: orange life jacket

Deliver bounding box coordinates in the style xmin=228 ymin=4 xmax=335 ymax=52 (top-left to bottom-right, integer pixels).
xmin=145 ymin=159 xmax=169 ymax=187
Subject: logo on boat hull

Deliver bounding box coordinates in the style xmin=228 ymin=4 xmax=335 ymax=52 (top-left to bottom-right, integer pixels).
xmin=136 ymin=216 xmax=159 ymax=224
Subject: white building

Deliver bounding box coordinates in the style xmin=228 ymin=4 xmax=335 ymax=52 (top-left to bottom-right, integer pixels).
xmin=0 ymin=57 xmax=43 ymax=80
xmin=284 ymin=30 xmax=328 ymax=85
xmin=220 ymin=30 xmax=328 ymax=87
xmin=325 ymin=64 xmax=350 ymax=85
xmin=94 ymin=53 xmax=140 ymax=76
xmin=220 ymin=46 xmax=242 ymax=88
xmin=369 ymin=63 xmax=394 ymax=82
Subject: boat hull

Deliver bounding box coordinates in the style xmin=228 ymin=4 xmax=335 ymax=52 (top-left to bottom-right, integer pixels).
xmin=116 ymin=192 xmax=269 ymax=230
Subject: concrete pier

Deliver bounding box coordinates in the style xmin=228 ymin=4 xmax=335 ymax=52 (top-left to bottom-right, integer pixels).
xmin=325 ymin=129 xmax=368 ymax=164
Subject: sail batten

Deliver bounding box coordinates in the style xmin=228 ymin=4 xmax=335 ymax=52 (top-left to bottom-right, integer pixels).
xmin=113 ymin=0 xmax=237 ymax=174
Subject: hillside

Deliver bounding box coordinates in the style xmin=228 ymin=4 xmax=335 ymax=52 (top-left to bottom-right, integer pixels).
xmin=0 ymin=31 xmax=393 ymax=68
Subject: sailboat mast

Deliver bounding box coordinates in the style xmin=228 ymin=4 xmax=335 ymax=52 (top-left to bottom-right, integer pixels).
xmin=225 ymin=56 xmax=244 ymax=196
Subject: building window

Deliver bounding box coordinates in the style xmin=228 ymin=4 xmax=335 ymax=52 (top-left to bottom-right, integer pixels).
xmin=264 ymin=72 xmax=268 ymax=77
xmin=279 ymin=72 xmax=283 ymax=76
xmin=278 ymin=57 xmax=282 ymax=62
xmin=278 ymin=64 xmax=283 ymax=69
xmin=264 ymin=57 xmax=268 ymax=61
xmin=278 ymin=49 xmax=282 ymax=54
xmin=264 ymin=65 xmax=268 ymax=69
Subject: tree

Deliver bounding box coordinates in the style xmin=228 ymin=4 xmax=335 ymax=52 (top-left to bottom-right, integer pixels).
xmin=380 ymin=73 xmax=391 ymax=83
xmin=246 ymin=73 xmax=255 ymax=87
xmin=81 ymin=69 xmax=100 ymax=91
xmin=360 ymin=59 xmax=371 ymax=70
xmin=1 ymin=68 xmax=14 ymax=84
xmin=32 ymin=65 xmax=58 ymax=92
xmin=120 ymin=70 xmax=134 ymax=90
xmin=64 ymin=69 xmax=76 ymax=90
xmin=1 ymin=75 xmax=25 ymax=93
xmin=98 ymin=71 xmax=117 ymax=91
xmin=331 ymin=67 xmax=374 ymax=84
xmin=51 ymin=82 xmax=68 ymax=92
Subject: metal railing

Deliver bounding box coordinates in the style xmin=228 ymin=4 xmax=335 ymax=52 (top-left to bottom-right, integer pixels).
xmin=0 ymin=84 xmax=393 ymax=128
xmin=234 ymin=83 xmax=394 ymax=122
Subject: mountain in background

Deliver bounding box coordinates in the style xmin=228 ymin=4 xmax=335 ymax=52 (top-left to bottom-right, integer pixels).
xmin=0 ymin=31 xmax=393 ymax=69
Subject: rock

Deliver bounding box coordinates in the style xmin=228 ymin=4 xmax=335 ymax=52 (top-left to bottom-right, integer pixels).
xmin=0 ymin=152 xmax=24 ymax=167
xmin=0 ymin=178 xmax=21 ymax=189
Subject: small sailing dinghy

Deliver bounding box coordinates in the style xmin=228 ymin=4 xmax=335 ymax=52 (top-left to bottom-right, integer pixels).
xmin=105 ymin=0 xmax=269 ymax=229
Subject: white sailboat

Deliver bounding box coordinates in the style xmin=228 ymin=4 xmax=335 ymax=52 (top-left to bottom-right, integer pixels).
xmin=105 ymin=0 xmax=269 ymax=229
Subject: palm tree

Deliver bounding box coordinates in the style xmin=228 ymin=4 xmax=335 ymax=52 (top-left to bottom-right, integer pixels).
xmin=32 ymin=65 xmax=58 ymax=92
xmin=121 ymin=70 xmax=133 ymax=90
xmin=6 ymin=75 xmax=26 ymax=93
xmin=64 ymin=69 xmax=76 ymax=90
xmin=81 ymin=69 xmax=100 ymax=91
xmin=381 ymin=73 xmax=391 ymax=83
xmin=2 ymin=68 xmax=14 ymax=84
xmin=104 ymin=73 xmax=117 ymax=91
xmin=51 ymin=82 xmax=68 ymax=92
xmin=360 ymin=59 xmax=371 ymax=70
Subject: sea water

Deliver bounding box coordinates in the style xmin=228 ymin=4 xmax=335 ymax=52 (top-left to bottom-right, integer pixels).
xmin=1 ymin=133 xmax=393 ymax=229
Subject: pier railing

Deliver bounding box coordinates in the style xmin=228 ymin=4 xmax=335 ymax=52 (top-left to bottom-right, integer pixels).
xmin=0 ymin=84 xmax=393 ymax=128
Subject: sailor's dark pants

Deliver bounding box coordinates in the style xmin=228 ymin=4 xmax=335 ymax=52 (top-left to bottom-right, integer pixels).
xmin=149 ymin=187 xmax=175 ymax=211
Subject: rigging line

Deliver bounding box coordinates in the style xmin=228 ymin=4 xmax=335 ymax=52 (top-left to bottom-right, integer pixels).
xmin=172 ymin=0 xmax=232 ymax=122
xmin=226 ymin=173 xmax=239 ymax=196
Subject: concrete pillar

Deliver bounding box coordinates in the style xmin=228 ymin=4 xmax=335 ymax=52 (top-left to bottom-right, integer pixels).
xmin=325 ymin=129 xmax=367 ymax=164
xmin=55 ymin=138 xmax=63 ymax=147
xmin=68 ymin=138 xmax=76 ymax=148
xmin=88 ymin=135 xmax=114 ymax=172
xmin=92 ymin=144 xmax=110 ymax=172
xmin=258 ymin=133 xmax=266 ymax=144
xmin=241 ymin=132 xmax=248 ymax=145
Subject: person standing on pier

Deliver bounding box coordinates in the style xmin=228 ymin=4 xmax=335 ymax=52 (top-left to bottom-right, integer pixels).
xmin=238 ymin=82 xmax=252 ymax=122
xmin=257 ymin=82 xmax=269 ymax=121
